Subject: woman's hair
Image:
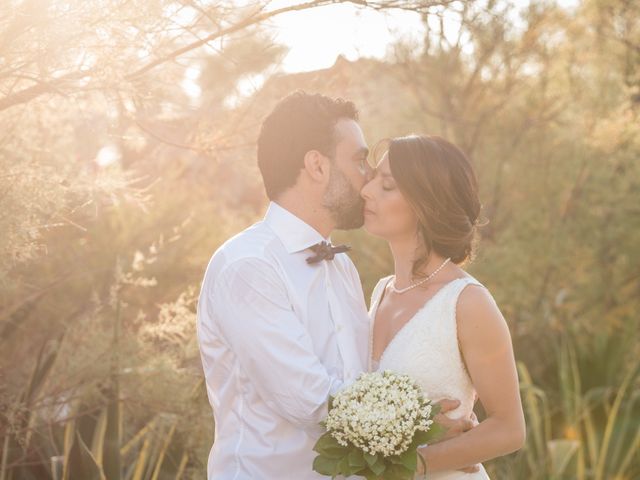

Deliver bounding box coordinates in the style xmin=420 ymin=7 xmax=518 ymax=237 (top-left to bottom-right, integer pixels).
xmin=386 ymin=135 xmax=484 ymax=275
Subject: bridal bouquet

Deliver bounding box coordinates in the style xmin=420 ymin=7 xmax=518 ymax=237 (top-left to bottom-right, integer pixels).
xmin=312 ymin=370 xmax=443 ymax=479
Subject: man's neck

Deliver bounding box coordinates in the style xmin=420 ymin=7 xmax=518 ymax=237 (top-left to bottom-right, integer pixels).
xmin=273 ymin=194 xmax=334 ymax=239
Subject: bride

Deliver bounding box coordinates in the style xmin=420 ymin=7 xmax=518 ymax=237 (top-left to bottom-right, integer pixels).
xmin=361 ymin=135 xmax=526 ymax=478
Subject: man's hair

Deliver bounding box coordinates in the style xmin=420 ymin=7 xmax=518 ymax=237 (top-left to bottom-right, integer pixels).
xmin=257 ymin=91 xmax=359 ymax=200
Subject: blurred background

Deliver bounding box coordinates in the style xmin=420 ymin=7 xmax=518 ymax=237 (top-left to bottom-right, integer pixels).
xmin=1 ymin=0 xmax=638 ymax=478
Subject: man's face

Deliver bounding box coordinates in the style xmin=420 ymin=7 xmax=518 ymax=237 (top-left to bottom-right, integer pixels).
xmin=322 ymin=119 xmax=372 ymax=230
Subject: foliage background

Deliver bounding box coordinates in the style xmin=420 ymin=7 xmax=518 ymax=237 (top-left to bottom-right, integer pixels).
xmin=1 ymin=0 xmax=638 ymax=478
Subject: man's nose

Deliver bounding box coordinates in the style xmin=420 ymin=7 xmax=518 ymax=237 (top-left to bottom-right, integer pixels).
xmin=360 ymin=179 xmax=372 ymax=200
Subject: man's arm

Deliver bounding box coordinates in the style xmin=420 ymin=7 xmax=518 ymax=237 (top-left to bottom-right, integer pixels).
xmin=199 ymin=257 xmax=342 ymax=428
xmin=430 ymin=400 xmax=480 ymax=473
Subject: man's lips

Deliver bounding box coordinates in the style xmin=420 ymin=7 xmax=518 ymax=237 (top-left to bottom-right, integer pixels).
xmin=364 ymin=208 xmax=375 ymax=216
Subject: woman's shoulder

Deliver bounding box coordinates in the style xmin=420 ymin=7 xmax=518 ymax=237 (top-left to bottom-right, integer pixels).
xmin=455 ymin=275 xmax=494 ymax=309
xmin=455 ymin=277 xmax=506 ymax=337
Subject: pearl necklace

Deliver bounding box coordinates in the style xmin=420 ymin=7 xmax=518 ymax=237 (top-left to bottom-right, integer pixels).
xmin=389 ymin=258 xmax=451 ymax=294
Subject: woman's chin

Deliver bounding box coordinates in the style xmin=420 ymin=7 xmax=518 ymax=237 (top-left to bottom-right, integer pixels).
xmin=363 ymin=219 xmax=383 ymax=238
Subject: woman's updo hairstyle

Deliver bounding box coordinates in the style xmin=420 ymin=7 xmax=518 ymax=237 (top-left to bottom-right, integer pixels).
xmin=386 ymin=135 xmax=484 ymax=276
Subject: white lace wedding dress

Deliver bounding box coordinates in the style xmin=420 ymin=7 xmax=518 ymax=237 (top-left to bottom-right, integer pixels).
xmin=368 ymin=276 xmax=490 ymax=480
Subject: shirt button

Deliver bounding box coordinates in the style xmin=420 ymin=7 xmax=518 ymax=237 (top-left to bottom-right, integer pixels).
xmin=336 ymin=324 xmax=343 ymax=332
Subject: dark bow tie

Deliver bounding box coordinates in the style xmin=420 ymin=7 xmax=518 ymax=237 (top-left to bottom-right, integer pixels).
xmin=306 ymin=241 xmax=351 ymax=264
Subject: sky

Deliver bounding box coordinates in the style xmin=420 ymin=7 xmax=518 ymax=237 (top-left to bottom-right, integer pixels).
xmin=181 ymin=0 xmax=580 ymax=102
xmin=264 ymin=0 xmax=580 ymax=73
xmin=265 ymin=2 xmax=426 ymax=73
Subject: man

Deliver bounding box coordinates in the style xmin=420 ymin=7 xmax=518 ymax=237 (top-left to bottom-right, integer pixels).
xmin=197 ymin=91 xmax=473 ymax=479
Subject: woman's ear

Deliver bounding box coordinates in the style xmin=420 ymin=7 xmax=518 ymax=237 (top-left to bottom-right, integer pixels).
xmin=303 ymin=150 xmax=331 ymax=183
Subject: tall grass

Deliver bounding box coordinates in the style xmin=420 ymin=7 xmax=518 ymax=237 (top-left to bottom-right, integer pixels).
xmin=488 ymin=326 xmax=640 ymax=479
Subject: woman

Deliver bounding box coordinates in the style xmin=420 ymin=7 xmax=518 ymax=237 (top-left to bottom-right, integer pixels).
xmin=361 ymin=135 xmax=525 ymax=478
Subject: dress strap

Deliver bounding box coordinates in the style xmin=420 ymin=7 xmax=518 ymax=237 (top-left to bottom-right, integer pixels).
xmin=369 ymin=275 xmax=393 ymax=311
xmin=449 ymin=276 xmax=484 ymax=296
xmin=367 ymin=275 xmax=393 ymax=372
xmin=458 ymin=276 xmax=484 ymax=289
xmin=447 ymin=276 xmax=485 ymax=317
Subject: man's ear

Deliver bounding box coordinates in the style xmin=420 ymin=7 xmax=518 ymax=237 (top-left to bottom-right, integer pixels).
xmin=303 ymin=150 xmax=331 ymax=183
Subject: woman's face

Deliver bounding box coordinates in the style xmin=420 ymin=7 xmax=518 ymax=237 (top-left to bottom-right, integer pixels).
xmin=360 ymin=152 xmax=418 ymax=240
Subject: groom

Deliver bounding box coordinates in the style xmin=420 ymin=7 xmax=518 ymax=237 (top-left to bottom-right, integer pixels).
xmin=197 ymin=91 xmax=474 ymax=479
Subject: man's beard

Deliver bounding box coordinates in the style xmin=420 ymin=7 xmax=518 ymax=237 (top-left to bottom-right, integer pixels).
xmin=323 ymin=165 xmax=365 ymax=230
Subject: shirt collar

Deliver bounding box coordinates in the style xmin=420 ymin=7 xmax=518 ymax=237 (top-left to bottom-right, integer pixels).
xmin=264 ymin=201 xmax=331 ymax=254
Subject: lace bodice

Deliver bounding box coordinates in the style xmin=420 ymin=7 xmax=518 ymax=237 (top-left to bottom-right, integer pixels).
xmin=368 ymin=276 xmax=490 ymax=480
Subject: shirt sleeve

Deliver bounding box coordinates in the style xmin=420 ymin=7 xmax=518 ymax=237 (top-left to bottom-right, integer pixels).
xmin=344 ymin=255 xmax=367 ymax=302
xmin=206 ymin=257 xmax=343 ymax=428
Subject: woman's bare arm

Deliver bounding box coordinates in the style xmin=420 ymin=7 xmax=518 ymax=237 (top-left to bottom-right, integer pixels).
xmin=419 ymin=285 xmax=526 ymax=473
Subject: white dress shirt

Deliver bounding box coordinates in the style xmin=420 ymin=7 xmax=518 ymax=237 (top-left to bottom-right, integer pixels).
xmin=197 ymin=202 xmax=370 ymax=479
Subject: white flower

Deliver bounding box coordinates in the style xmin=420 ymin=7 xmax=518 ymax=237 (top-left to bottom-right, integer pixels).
xmin=325 ymin=370 xmax=435 ymax=457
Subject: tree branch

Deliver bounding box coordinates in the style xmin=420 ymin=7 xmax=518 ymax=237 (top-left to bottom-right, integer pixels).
xmin=124 ymin=0 xmax=344 ymax=80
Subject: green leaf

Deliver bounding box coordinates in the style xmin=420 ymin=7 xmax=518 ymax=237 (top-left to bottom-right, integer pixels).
xmin=388 ymin=454 xmax=403 ymax=465
xmin=364 ymin=452 xmax=378 ymax=467
xmin=398 ymin=448 xmax=417 ymax=471
xmin=413 ymin=429 xmax=431 ymax=445
xmin=412 ymin=423 xmax=446 ymax=450
xmin=348 ymin=449 xmax=366 ymax=470
xmin=422 ymin=423 xmax=446 ymax=443
xmin=76 ymin=432 xmax=106 ymax=480
xmin=313 ymin=432 xmax=338 ymax=451
xmin=91 ymin=408 xmax=108 ymax=467
xmin=384 ymin=463 xmax=414 ymax=480
xmin=338 ymin=456 xmax=352 ymax=475
xmin=369 ymin=456 xmax=386 ymax=476
xmin=313 ymin=432 xmax=347 ymax=458
xmin=62 ymin=419 xmax=76 ymax=480
xmin=321 ymin=446 xmax=347 ymax=460
xmin=363 ymin=471 xmax=380 ymax=480
xmin=313 ymin=455 xmax=340 ymax=476
xmin=103 ymin=384 xmax=121 ymax=480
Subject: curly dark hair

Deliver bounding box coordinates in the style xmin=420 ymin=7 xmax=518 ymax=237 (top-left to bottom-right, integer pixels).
xmin=257 ymin=91 xmax=359 ymax=200
xmin=387 ymin=135 xmax=483 ymax=273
